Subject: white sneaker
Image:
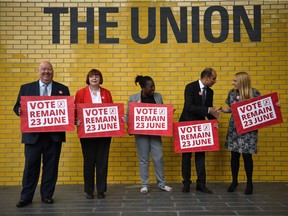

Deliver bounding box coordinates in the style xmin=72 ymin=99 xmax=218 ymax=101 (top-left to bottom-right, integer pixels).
xmin=140 ymin=186 xmax=149 ymax=194
xmin=160 ymin=185 xmax=174 ymax=192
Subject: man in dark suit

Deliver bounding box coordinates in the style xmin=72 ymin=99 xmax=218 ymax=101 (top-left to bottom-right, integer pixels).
xmin=179 ymin=67 xmax=219 ymax=194
xmin=13 ymin=61 xmax=70 ymax=207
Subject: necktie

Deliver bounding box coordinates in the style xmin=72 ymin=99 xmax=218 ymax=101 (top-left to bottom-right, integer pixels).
xmin=202 ymin=87 xmax=206 ymax=105
xmin=43 ymin=84 xmax=48 ymax=96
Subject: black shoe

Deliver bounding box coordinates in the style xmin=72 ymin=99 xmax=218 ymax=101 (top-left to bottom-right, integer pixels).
xmin=196 ymin=185 xmax=213 ymax=194
xmin=97 ymin=192 xmax=105 ymax=199
xmin=227 ymin=182 xmax=238 ymax=192
xmin=41 ymin=197 xmax=54 ymax=204
xmin=182 ymin=184 xmax=190 ymax=193
xmin=86 ymin=193 xmax=94 ymax=199
xmin=245 ymin=184 xmax=253 ymax=195
xmin=16 ymin=200 xmax=32 ymax=208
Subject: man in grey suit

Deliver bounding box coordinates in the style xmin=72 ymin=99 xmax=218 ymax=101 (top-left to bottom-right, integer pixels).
xmin=179 ymin=68 xmax=219 ymax=194
xmin=13 ymin=61 xmax=70 ymax=207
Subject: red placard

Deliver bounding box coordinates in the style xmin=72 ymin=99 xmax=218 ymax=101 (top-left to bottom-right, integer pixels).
xmin=173 ymin=120 xmax=219 ymax=153
xmin=128 ymin=102 xmax=174 ymax=136
xmin=20 ymin=96 xmax=74 ymax=132
xmin=76 ymin=103 xmax=125 ymax=138
xmin=231 ymin=92 xmax=283 ymax=135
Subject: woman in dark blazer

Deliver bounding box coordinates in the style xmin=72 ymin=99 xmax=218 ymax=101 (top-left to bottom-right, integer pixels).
xmin=75 ymin=69 xmax=113 ymax=199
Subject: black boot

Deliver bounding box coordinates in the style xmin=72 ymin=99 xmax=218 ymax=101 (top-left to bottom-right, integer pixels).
xmin=228 ymin=152 xmax=240 ymax=192
xmin=243 ymin=153 xmax=253 ymax=195
xmin=227 ymin=182 xmax=239 ymax=192
xmin=245 ymin=183 xmax=253 ymax=195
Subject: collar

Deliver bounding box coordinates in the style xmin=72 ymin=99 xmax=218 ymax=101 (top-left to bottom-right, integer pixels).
xmin=88 ymin=85 xmax=101 ymax=93
xmin=198 ymin=80 xmax=205 ymax=89
xmin=39 ymin=80 xmax=52 ymax=87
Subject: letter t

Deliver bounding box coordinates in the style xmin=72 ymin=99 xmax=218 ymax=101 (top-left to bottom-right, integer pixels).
xmin=44 ymin=7 xmax=69 ymax=44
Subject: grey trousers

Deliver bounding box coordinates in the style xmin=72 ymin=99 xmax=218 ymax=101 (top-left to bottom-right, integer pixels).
xmin=134 ymin=135 xmax=166 ymax=188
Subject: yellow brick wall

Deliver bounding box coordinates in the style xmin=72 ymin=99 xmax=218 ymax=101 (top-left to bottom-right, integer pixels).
xmin=0 ymin=0 xmax=287 ymax=186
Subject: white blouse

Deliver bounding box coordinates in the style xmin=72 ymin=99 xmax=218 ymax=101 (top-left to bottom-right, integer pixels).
xmin=89 ymin=87 xmax=102 ymax=103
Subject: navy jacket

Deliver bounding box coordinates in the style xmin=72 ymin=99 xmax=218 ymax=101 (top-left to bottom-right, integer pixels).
xmin=13 ymin=80 xmax=70 ymax=144
xmin=179 ymin=80 xmax=215 ymax=122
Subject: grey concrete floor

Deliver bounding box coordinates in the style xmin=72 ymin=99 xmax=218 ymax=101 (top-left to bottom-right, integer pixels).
xmin=0 ymin=183 xmax=287 ymax=215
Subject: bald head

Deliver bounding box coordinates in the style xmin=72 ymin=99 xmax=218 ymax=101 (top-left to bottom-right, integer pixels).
xmin=38 ymin=61 xmax=54 ymax=84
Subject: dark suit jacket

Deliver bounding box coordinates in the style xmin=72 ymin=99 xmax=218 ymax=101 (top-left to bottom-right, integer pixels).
xmin=13 ymin=80 xmax=70 ymax=144
xmin=179 ymin=80 xmax=215 ymax=122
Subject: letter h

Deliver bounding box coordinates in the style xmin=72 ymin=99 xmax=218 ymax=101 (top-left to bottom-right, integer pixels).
xmin=70 ymin=7 xmax=94 ymax=43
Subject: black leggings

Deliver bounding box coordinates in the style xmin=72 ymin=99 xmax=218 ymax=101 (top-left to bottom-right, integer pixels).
xmin=230 ymin=151 xmax=253 ymax=184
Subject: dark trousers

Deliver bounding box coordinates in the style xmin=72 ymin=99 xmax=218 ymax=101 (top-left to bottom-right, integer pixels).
xmin=182 ymin=152 xmax=206 ymax=186
xmin=230 ymin=151 xmax=253 ymax=184
xmin=21 ymin=133 xmax=62 ymax=201
xmin=80 ymin=137 xmax=111 ymax=194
